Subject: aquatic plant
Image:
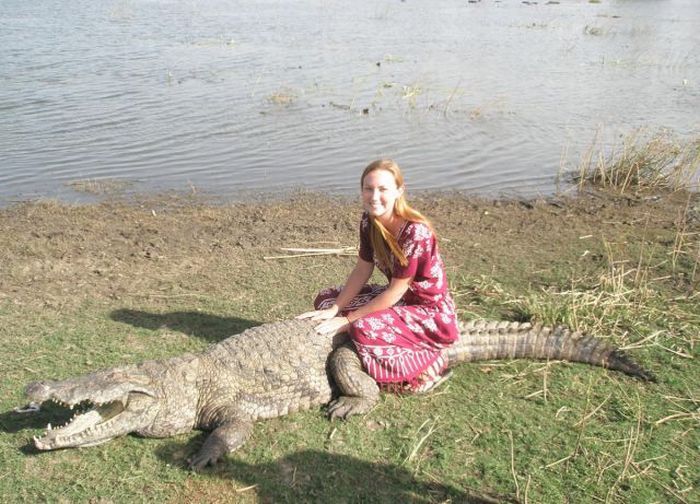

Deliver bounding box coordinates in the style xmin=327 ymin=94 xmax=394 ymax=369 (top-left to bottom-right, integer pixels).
xmin=67 ymin=178 xmax=133 ymax=195
xmin=576 ymin=131 xmax=700 ymax=194
xmin=267 ymin=90 xmax=297 ymax=106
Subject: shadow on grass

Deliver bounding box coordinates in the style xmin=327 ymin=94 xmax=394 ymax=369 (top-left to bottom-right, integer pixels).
xmin=110 ymin=309 xmax=261 ymax=343
xmin=0 ymin=402 xmax=72 ymax=435
xmin=155 ymin=441 xmax=511 ymax=503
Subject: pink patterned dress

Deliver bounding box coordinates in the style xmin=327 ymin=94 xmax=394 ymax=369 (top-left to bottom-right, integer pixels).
xmin=314 ymin=212 xmax=458 ymax=389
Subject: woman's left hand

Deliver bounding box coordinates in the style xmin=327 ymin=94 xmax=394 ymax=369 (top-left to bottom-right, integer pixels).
xmin=315 ymin=316 xmax=350 ymax=336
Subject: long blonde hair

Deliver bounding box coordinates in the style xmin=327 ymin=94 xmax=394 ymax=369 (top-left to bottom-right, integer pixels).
xmin=361 ymin=159 xmax=433 ymax=271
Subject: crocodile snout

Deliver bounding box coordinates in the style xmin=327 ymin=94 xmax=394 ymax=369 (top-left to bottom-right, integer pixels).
xmin=25 ymin=381 xmax=53 ymax=400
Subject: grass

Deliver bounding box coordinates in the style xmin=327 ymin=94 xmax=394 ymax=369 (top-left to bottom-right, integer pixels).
xmin=1 ymin=186 xmax=698 ymax=502
xmin=575 ymin=131 xmax=700 ymax=195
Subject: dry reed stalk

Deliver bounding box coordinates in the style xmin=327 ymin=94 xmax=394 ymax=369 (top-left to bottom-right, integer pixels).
xmin=630 ymin=465 xmax=691 ymax=504
xmin=653 ymin=343 xmax=692 ymax=359
xmin=403 ymin=417 xmax=438 ymax=465
xmin=576 ymin=131 xmax=700 ymax=194
xmin=524 ymin=474 xmax=531 ymax=504
xmin=443 ymin=80 xmax=461 ymax=117
xmin=655 ymin=393 xmax=700 ymax=426
xmin=654 ymin=411 xmax=699 ymax=426
xmin=573 ymin=393 xmax=611 ymax=428
xmin=605 ymin=396 xmax=643 ymax=503
xmin=235 ymin=484 xmax=258 ymax=493
xmin=507 ymin=430 xmax=520 ymax=501
xmin=618 ymin=330 xmax=663 ymax=350
xmin=662 ymin=394 xmax=699 ymax=403
xmin=546 ymin=378 xmax=597 ymax=471
xmin=263 ymin=246 xmax=356 ymax=260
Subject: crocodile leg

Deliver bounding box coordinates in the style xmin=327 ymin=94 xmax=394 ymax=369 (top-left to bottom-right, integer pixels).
xmin=187 ymin=418 xmax=253 ymax=470
xmin=327 ymin=343 xmax=380 ymax=420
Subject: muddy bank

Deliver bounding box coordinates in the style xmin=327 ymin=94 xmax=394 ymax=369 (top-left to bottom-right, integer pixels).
xmin=1 ymin=190 xmax=697 ymax=317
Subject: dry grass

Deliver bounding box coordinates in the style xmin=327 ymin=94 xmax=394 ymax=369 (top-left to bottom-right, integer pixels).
xmin=576 ymin=131 xmax=700 ymax=195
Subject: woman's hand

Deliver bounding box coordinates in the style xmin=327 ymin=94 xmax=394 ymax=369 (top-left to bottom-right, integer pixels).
xmin=296 ymin=305 xmax=339 ymax=321
xmin=297 ymin=306 xmax=350 ymax=334
xmin=314 ymin=316 xmax=350 ymax=336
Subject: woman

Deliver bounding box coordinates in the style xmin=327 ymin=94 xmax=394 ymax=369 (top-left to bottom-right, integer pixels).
xmin=297 ymin=159 xmax=458 ymax=393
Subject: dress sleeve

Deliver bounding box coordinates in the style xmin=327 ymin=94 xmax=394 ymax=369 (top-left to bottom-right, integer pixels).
xmin=358 ymin=212 xmax=373 ymax=262
xmin=393 ymin=222 xmax=433 ymax=279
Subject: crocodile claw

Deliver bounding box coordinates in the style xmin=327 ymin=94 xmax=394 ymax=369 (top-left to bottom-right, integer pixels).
xmin=187 ymin=440 xmax=227 ymax=471
xmin=187 ymin=452 xmax=219 ymax=471
xmin=327 ymin=396 xmax=374 ymax=420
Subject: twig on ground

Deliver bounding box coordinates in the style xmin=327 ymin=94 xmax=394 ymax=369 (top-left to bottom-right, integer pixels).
xmin=235 ymin=484 xmax=258 ymax=493
xmin=264 ymin=246 xmax=357 ymax=260
xmin=574 ymin=393 xmax=611 ymax=428
xmin=507 ymin=430 xmax=521 ymax=501
xmin=654 ymin=411 xmax=700 ymax=426
xmin=404 ymin=417 xmax=439 ymax=465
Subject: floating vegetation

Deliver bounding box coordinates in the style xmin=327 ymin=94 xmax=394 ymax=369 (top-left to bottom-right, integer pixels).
xmin=190 ymin=36 xmax=237 ymax=48
xmin=584 ymin=25 xmax=605 ymax=36
xmin=383 ymin=54 xmax=404 ymax=64
xmin=109 ymin=0 xmax=135 ymax=22
xmin=575 ymin=131 xmax=700 ymax=195
xmin=401 ymin=84 xmax=423 ymax=108
xmin=267 ymin=89 xmax=297 ymax=106
xmin=67 ymin=178 xmax=134 ymax=195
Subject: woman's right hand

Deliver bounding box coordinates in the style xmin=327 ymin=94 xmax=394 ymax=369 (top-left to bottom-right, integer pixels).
xmin=296 ymin=305 xmax=339 ymax=321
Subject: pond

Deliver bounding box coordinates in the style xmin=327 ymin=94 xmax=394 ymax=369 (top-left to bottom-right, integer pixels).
xmin=1 ymin=0 xmax=698 ymax=203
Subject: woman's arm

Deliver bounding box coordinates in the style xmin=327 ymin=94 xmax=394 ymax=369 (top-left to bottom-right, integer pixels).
xmin=346 ymin=276 xmax=411 ymax=323
xmin=333 ymin=258 xmax=374 ymax=312
xmin=313 ymin=275 xmax=412 ymax=335
xmin=296 ymin=257 xmax=374 ymax=320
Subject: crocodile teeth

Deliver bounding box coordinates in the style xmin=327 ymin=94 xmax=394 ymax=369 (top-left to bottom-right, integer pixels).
xmin=33 ymin=435 xmax=49 ymax=450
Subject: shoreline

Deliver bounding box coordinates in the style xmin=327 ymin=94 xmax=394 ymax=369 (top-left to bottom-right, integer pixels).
xmin=0 ymin=183 xmax=577 ymax=210
xmin=2 ymin=187 xmax=697 ymax=311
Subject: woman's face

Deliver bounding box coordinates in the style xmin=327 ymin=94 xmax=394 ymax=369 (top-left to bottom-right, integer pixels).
xmin=361 ymin=169 xmax=403 ymax=221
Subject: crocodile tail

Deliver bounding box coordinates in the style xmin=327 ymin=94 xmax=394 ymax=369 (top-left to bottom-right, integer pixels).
xmin=445 ymin=320 xmax=656 ymax=382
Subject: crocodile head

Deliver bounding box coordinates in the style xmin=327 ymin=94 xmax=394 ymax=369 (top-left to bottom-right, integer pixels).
xmin=25 ymin=366 xmax=160 ymax=450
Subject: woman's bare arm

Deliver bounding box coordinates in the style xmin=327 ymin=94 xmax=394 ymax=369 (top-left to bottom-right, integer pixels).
xmin=297 ymin=257 xmax=374 ymax=320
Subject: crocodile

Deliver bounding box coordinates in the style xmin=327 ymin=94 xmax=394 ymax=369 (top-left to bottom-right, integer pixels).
xmin=21 ymin=318 xmax=654 ymax=469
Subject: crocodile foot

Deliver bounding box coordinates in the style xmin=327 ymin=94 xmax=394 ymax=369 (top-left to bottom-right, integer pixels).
xmin=187 ymin=419 xmax=253 ymax=470
xmin=327 ymin=396 xmax=375 ymax=420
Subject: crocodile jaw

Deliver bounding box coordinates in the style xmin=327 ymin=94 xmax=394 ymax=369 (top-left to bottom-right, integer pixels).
xmin=30 ymin=394 xmax=158 ymax=450
xmin=33 ymin=400 xmax=131 ymax=449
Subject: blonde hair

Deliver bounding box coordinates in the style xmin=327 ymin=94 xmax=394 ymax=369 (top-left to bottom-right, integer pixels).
xmin=360 ymin=159 xmax=433 ymax=271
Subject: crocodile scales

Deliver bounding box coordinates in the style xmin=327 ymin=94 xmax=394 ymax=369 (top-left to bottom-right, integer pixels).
xmin=21 ymin=318 xmax=654 ymax=469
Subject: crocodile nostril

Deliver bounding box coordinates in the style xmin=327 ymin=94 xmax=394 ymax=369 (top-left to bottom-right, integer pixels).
xmin=25 ymin=381 xmax=52 ymax=398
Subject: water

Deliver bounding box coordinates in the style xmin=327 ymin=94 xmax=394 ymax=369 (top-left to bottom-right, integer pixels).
xmin=1 ymin=0 xmax=698 ymax=204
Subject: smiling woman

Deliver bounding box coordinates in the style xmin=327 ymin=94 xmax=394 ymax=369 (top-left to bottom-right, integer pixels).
xmin=297 ymin=160 xmax=458 ymax=401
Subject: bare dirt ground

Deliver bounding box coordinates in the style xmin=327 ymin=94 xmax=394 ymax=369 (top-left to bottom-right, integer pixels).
xmin=1 ymin=189 xmax=697 ymax=316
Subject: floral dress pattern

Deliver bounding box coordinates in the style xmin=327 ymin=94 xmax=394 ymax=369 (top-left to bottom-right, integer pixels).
xmin=314 ymin=212 xmax=458 ymax=387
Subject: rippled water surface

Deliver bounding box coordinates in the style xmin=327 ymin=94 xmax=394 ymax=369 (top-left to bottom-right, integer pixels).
xmin=1 ymin=0 xmax=698 ymax=203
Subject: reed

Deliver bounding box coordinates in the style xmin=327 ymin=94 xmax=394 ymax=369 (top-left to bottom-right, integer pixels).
xmin=453 ymin=230 xmax=697 ymax=364
xmin=576 ymin=131 xmax=700 ymax=195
